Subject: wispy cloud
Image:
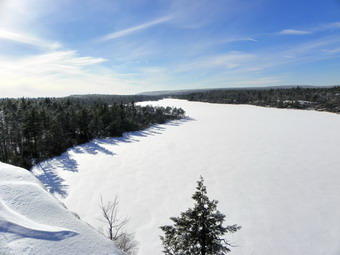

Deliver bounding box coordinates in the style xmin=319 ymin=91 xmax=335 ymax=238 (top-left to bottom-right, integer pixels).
xmin=277 ymin=21 xmax=340 ymax=36
xmin=97 ymin=16 xmax=172 ymax=42
xmin=225 ymin=77 xmax=283 ymax=86
xmin=314 ymin=22 xmax=340 ymax=32
xmin=0 ymin=50 xmax=107 ymax=76
xmin=278 ymin=29 xmax=311 ymax=35
xmin=0 ymin=50 xmax=134 ymax=97
xmin=322 ymin=46 xmax=340 ymax=54
xmin=189 ymin=52 xmax=256 ymax=70
xmin=246 ymin=38 xmax=258 ymax=42
xmin=219 ymin=37 xmax=258 ymax=43
xmin=0 ymin=0 xmax=339 ymax=95
xmin=282 ymin=38 xmax=340 ymax=57
xmin=207 ymin=52 xmax=256 ymax=69
xmin=234 ymin=37 xmax=340 ymax=74
xmin=0 ymin=28 xmax=62 ymax=49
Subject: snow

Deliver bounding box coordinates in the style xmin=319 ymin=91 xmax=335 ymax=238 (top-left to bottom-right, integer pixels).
xmin=32 ymin=99 xmax=340 ymax=255
xmin=0 ymin=162 xmax=124 ymax=255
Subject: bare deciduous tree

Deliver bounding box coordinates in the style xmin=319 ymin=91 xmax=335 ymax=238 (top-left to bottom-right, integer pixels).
xmin=115 ymin=232 xmax=138 ymax=255
xmin=99 ymin=195 xmax=138 ymax=255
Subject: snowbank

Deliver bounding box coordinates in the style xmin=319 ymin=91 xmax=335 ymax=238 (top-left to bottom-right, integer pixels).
xmin=0 ymin=162 xmax=123 ymax=255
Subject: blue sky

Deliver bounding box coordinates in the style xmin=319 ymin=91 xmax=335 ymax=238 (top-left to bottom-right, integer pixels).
xmin=0 ymin=0 xmax=340 ymax=97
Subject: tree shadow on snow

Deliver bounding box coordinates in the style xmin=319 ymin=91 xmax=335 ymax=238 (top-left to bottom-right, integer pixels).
xmin=165 ymin=117 xmax=195 ymax=126
xmin=57 ymin=154 xmax=78 ymax=172
xmin=35 ymin=163 xmax=69 ymax=198
xmin=33 ymin=117 xmax=195 ymax=198
xmin=76 ymin=141 xmax=115 ymax=156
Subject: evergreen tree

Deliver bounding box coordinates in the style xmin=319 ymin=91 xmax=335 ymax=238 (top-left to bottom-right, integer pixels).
xmin=160 ymin=176 xmax=240 ymax=255
xmin=0 ymin=96 xmax=184 ymax=169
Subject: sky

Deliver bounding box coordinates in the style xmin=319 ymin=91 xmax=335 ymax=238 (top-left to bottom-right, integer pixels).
xmin=0 ymin=0 xmax=340 ymax=97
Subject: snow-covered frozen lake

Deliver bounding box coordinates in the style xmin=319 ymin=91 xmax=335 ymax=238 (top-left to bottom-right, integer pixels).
xmin=33 ymin=99 xmax=340 ymax=255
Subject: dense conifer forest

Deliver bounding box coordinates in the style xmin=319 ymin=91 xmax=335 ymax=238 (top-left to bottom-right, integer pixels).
xmin=1 ymin=86 xmax=339 ymax=170
xmin=0 ymin=96 xmax=184 ymax=169
xmin=175 ymin=86 xmax=340 ymax=113
xmin=68 ymin=94 xmax=164 ymax=104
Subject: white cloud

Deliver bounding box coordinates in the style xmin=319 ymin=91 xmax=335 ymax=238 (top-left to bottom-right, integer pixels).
xmin=322 ymin=47 xmax=340 ymax=54
xmin=314 ymin=22 xmax=340 ymax=32
xmin=277 ymin=22 xmax=340 ymax=36
xmin=219 ymin=37 xmax=258 ymax=44
xmin=97 ymin=16 xmax=172 ymax=42
xmin=278 ymin=29 xmax=311 ymax=35
xmin=246 ymin=38 xmax=258 ymax=42
xmin=0 ymin=51 xmax=107 ymax=76
xmin=210 ymin=53 xmax=255 ymax=68
xmin=0 ymin=50 xmax=141 ymax=97
xmin=0 ymin=1 xmax=66 ymax=52
xmin=0 ymin=0 xmax=39 ymax=29
xmin=0 ymin=28 xmax=62 ymax=49
xmin=283 ymin=38 xmax=340 ymax=56
xmin=236 ymin=37 xmax=340 ymax=74
xmin=190 ymin=52 xmax=256 ymax=70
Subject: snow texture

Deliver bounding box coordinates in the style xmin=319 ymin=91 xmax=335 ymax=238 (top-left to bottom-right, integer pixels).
xmin=0 ymin=162 xmax=124 ymax=255
xmin=32 ymin=99 xmax=340 ymax=255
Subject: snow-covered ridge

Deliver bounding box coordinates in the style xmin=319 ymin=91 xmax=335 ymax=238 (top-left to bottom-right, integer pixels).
xmin=0 ymin=162 xmax=123 ymax=255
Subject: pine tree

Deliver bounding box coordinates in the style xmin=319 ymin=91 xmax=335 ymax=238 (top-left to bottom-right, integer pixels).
xmin=160 ymin=176 xmax=240 ymax=255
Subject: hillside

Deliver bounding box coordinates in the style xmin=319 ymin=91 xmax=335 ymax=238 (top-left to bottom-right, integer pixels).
xmin=0 ymin=162 xmax=124 ymax=255
xmin=173 ymin=86 xmax=340 ymax=113
xmin=137 ymin=85 xmax=320 ymax=96
xmin=32 ymin=99 xmax=340 ymax=255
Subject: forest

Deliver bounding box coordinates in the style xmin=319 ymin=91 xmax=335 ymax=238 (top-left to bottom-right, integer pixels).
xmin=0 ymin=96 xmax=184 ymax=169
xmin=1 ymin=86 xmax=339 ymax=170
xmin=175 ymin=86 xmax=340 ymax=113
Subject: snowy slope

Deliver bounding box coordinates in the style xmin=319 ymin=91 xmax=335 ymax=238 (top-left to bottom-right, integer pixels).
xmin=0 ymin=162 xmax=124 ymax=255
xmin=32 ymin=99 xmax=340 ymax=255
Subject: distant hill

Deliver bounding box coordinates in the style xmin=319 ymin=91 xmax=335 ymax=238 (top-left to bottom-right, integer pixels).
xmin=68 ymin=85 xmax=340 ymax=113
xmin=137 ymin=85 xmax=322 ymax=96
xmin=172 ymin=85 xmax=340 ymax=113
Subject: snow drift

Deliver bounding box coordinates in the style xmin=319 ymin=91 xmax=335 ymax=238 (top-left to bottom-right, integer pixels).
xmin=0 ymin=162 xmax=123 ymax=255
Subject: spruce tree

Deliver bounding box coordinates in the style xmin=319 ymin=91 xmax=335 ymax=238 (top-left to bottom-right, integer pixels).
xmin=160 ymin=176 xmax=240 ymax=255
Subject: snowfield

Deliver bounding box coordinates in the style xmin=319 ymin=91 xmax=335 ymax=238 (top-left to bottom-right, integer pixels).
xmin=0 ymin=162 xmax=124 ymax=255
xmin=32 ymin=99 xmax=340 ymax=255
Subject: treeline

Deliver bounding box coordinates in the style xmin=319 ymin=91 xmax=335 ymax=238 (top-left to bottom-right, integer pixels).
xmin=0 ymin=97 xmax=184 ymax=169
xmin=175 ymin=86 xmax=340 ymax=113
xmin=68 ymin=94 xmax=164 ymax=104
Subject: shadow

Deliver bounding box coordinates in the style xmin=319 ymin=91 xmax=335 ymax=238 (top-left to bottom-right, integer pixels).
xmin=93 ymin=136 xmax=135 ymax=147
xmin=35 ymin=163 xmax=68 ymax=198
xmin=56 ymin=154 xmax=78 ymax=172
xmin=71 ymin=146 xmax=83 ymax=154
xmin=148 ymin=124 xmax=166 ymax=131
xmin=0 ymin=221 xmax=78 ymax=241
xmin=32 ymin=117 xmax=195 ymax=199
xmin=131 ymin=129 xmax=162 ymax=137
xmin=164 ymin=117 xmax=196 ymax=127
xmin=78 ymin=141 xmax=115 ymax=156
